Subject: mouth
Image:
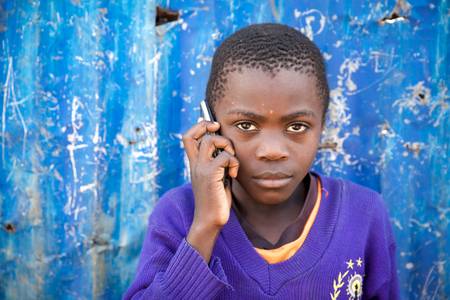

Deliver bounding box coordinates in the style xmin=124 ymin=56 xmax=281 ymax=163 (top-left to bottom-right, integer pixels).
xmin=252 ymin=172 xmax=293 ymax=189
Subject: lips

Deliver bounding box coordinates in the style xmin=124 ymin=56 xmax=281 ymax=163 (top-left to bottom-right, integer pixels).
xmin=252 ymin=172 xmax=293 ymax=189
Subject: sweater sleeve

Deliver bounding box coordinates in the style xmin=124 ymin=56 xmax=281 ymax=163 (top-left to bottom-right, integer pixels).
xmin=364 ymin=194 xmax=400 ymax=300
xmin=122 ymin=186 xmax=233 ymax=300
xmin=368 ymin=242 xmax=400 ymax=299
xmin=123 ymin=228 xmax=232 ymax=300
xmin=388 ymin=241 xmax=400 ymax=299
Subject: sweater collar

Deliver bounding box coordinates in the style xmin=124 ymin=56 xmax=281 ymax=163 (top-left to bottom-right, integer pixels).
xmin=219 ymin=172 xmax=341 ymax=294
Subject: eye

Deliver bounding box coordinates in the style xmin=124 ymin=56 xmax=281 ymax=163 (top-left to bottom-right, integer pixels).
xmin=236 ymin=121 xmax=258 ymax=131
xmin=287 ymin=123 xmax=309 ymax=133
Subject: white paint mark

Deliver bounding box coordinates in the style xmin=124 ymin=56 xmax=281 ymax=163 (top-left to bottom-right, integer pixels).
xmin=410 ymin=218 xmax=432 ymax=230
xmin=104 ymin=50 xmax=116 ymax=70
xmin=6 ymin=158 xmax=16 ymax=182
xmin=392 ymin=218 xmax=404 ymax=230
xmin=405 ymin=262 xmax=414 ymax=269
xmin=378 ymin=121 xmax=396 ymax=138
xmin=92 ymin=123 xmax=100 ymax=144
xmin=2 ymin=57 xmax=13 ymax=164
xmin=323 ymin=52 xmax=332 ymax=61
xmin=195 ymin=54 xmax=213 ymax=65
xmin=64 ymin=96 xmax=87 ymax=216
xmin=53 ymin=168 xmax=63 ymax=182
xmin=429 ymin=81 xmax=449 ymax=127
xmin=80 ymin=182 xmax=97 ymax=193
xmin=148 ymin=51 xmax=161 ymax=65
xmin=393 ymin=81 xmax=431 ymax=115
xmin=127 ymin=122 xmax=160 ymax=190
xmin=2 ymin=57 xmax=28 ymax=161
xmin=6 ymin=94 xmax=31 ymax=107
xmin=182 ymin=95 xmax=192 ymax=103
xmin=421 ymin=264 xmax=441 ymax=299
xmin=370 ymin=50 xmax=395 ymax=73
xmin=293 ymin=9 xmax=326 ymax=40
xmin=211 ymin=29 xmax=221 ymax=40
xmin=338 ymin=58 xmax=361 ymax=92
xmin=334 ymin=40 xmax=343 ymax=48
xmin=73 ymin=205 xmax=87 ymax=221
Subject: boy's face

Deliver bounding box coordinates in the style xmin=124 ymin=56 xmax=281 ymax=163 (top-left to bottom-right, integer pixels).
xmin=214 ymin=67 xmax=324 ymax=206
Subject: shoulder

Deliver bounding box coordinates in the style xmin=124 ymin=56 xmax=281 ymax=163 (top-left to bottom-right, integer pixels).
xmin=147 ymin=183 xmax=195 ymax=237
xmin=318 ymin=174 xmax=385 ymax=213
xmin=318 ymin=173 xmax=395 ymax=243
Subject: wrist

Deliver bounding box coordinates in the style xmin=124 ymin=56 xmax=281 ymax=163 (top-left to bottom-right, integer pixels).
xmin=187 ymin=220 xmax=222 ymax=263
xmin=189 ymin=219 xmax=221 ymax=240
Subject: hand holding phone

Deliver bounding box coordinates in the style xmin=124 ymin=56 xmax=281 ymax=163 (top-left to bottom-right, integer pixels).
xmin=182 ymin=100 xmax=240 ymax=262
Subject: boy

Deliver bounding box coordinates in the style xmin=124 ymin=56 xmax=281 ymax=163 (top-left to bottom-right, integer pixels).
xmin=124 ymin=23 xmax=399 ymax=299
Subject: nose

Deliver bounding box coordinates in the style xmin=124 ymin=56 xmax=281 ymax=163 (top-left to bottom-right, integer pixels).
xmin=255 ymin=132 xmax=289 ymax=161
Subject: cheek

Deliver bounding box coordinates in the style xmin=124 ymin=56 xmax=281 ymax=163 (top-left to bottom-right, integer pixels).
xmin=234 ymin=144 xmax=252 ymax=167
xmin=221 ymin=129 xmax=252 ymax=159
xmin=300 ymin=137 xmax=320 ymax=155
xmin=230 ymin=141 xmax=255 ymax=174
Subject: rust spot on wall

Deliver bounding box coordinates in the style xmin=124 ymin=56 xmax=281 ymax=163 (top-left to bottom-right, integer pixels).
xmin=403 ymin=142 xmax=422 ymax=157
xmin=379 ymin=0 xmax=411 ymax=25
xmin=3 ymin=223 xmax=16 ymax=233
xmin=319 ymin=141 xmax=338 ymax=150
xmin=156 ymin=6 xmax=180 ymax=26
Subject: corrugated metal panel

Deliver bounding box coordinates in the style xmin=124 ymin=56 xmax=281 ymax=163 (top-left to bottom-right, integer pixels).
xmin=0 ymin=1 xmax=158 ymax=299
xmin=1 ymin=0 xmax=448 ymax=299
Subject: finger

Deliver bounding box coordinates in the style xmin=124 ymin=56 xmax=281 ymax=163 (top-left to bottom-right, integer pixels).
xmin=191 ymin=120 xmax=220 ymax=140
xmin=212 ymin=151 xmax=240 ymax=178
xmin=182 ymin=121 xmax=220 ymax=163
xmin=227 ymin=156 xmax=240 ymax=178
xmin=198 ymin=135 xmax=235 ymax=160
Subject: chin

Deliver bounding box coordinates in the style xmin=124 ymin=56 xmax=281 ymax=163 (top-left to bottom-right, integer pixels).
xmin=249 ymin=187 xmax=295 ymax=205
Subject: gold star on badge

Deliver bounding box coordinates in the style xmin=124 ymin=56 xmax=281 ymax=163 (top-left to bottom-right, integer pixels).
xmin=346 ymin=259 xmax=354 ymax=269
xmin=356 ymin=257 xmax=363 ymax=267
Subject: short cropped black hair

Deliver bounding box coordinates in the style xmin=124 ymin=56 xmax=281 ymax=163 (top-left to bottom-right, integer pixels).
xmin=205 ymin=23 xmax=329 ymax=119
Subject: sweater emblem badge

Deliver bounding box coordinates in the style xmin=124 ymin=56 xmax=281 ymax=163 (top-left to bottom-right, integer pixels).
xmin=330 ymin=257 xmax=364 ymax=300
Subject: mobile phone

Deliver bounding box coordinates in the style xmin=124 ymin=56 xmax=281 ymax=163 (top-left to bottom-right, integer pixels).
xmin=199 ymin=100 xmax=230 ymax=186
xmin=200 ymin=100 xmax=220 ymax=158
xmin=200 ymin=100 xmax=216 ymax=123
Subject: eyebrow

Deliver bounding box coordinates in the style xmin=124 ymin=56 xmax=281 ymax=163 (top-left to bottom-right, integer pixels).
xmin=226 ymin=109 xmax=317 ymax=122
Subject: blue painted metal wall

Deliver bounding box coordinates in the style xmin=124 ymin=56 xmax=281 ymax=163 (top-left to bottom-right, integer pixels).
xmin=0 ymin=0 xmax=448 ymax=299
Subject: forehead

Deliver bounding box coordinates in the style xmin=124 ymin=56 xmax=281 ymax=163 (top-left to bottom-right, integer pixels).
xmin=215 ymin=68 xmax=322 ymax=116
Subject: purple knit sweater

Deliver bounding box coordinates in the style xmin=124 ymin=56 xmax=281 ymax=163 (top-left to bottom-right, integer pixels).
xmin=123 ymin=174 xmax=399 ymax=299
